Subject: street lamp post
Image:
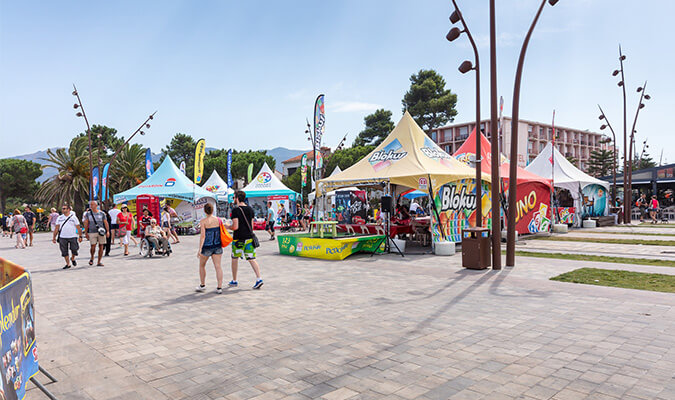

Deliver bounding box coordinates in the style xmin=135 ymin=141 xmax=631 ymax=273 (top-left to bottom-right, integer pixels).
xmin=506 ymin=0 xmax=559 ymax=267
xmin=488 ymin=0 xmax=501 ymax=269
xmin=72 ymin=85 xmax=95 ymax=201
xmin=447 ymin=0 xmax=483 ymax=228
xmin=598 ymin=105 xmax=617 ymax=204
xmin=611 ymin=46 xmax=630 ymax=224
xmin=628 ymin=82 xmax=650 ymax=195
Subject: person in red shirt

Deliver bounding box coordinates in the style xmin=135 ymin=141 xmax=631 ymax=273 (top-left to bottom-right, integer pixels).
xmin=649 ymin=195 xmax=660 ymax=224
xmin=117 ymin=205 xmax=134 ymax=255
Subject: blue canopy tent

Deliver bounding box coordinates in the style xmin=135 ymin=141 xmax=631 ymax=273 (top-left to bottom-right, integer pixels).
xmin=113 ymin=156 xmax=216 ymax=203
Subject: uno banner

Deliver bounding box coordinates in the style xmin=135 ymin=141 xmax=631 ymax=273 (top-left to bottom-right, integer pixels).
xmin=507 ymin=182 xmax=552 ymax=234
xmin=101 ymin=163 xmax=110 ymax=203
xmin=90 ymin=166 xmax=99 ymax=201
xmin=314 ymin=94 xmax=325 ymax=150
xmin=227 ymin=149 xmax=233 ymax=187
xmin=300 ymin=154 xmax=307 ymax=187
xmin=277 ymin=234 xmax=383 ymax=260
xmin=145 ymin=148 xmax=154 ymax=178
xmin=0 ymin=259 xmax=39 ymax=400
xmin=194 ymin=139 xmax=206 ymax=184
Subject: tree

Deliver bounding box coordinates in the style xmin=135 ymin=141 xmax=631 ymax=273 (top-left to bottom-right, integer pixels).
xmin=634 ymin=152 xmax=656 ymax=171
xmin=203 ymin=150 xmax=276 ymax=187
xmin=0 ymin=159 xmax=42 ymax=214
xmin=162 ymin=133 xmax=197 ymax=177
xmin=110 ymin=143 xmax=146 ymax=194
xmin=565 ymin=155 xmax=579 ymax=167
xmin=587 ymin=149 xmax=615 ymax=177
xmin=324 ymin=146 xmax=375 ymax=178
xmin=37 ymin=136 xmax=94 ymax=217
xmin=78 ymin=125 xmax=124 ymax=156
xmin=402 ymin=69 xmax=458 ymax=133
xmin=353 ymin=109 xmax=395 ymax=147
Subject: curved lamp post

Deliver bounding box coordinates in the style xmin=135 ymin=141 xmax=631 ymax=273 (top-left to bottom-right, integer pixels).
xmin=447 ymin=0 xmax=483 ymax=227
xmin=505 ymin=0 xmax=559 ymax=267
xmin=628 ymin=82 xmax=650 ymax=195
xmin=598 ymin=105 xmax=617 ymax=203
xmin=72 ymin=85 xmax=96 ymax=200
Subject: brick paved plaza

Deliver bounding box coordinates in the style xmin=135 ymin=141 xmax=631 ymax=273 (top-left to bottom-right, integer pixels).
xmin=2 ymin=228 xmax=674 ymax=400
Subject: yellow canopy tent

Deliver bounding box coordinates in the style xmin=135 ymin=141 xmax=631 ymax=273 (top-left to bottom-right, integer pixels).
xmin=319 ymin=111 xmax=487 ymax=192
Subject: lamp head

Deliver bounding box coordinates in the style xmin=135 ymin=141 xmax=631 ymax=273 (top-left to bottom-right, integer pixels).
xmin=620 ymin=55 xmax=626 ymax=61
xmin=145 ymin=123 xmax=151 ymax=129
xmin=449 ymin=10 xmax=461 ymax=24
xmin=600 ymin=125 xmax=607 ymax=130
xmin=140 ymin=131 xmax=145 ymax=136
xmin=548 ymin=0 xmax=559 ymax=5
xmin=72 ymin=90 xmax=78 ymax=96
xmin=637 ymin=87 xmax=643 ymax=92
xmin=612 ymin=70 xmax=620 ymax=76
xmin=73 ymin=103 xmax=79 ymax=109
xmin=446 ymin=27 xmax=462 ymax=42
xmin=598 ymin=114 xmax=605 ymax=120
xmin=76 ymin=112 xmax=83 ymax=117
xmin=617 ymin=81 xmax=624 ymax=87
xmin=644 ymin=94 xmax=651 ymax=100
xmin=458 ymin=60 xmax=474 ymax=74
xmin=639 ymin=103 xmax=645 ymax=109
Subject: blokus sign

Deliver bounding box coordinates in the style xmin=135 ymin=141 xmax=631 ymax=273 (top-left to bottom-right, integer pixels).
xmin=440 ymin=185 xmax=477 ymax=212
xmin=369 ymin=139 xmax=407 ymax=171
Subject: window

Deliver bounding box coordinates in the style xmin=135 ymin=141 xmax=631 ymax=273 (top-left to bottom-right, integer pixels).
xmin=459 ymin=126 xmax=468 ymax=135
xmin=445 ymin=145 xmax=451 ymax=153
xmin=528 ymin=125 xmax=533 ymax=133
xmin=539 ymin=127 xmax=544 ymax=135
xmin=431 ymin=131 xmax=437 ymax=141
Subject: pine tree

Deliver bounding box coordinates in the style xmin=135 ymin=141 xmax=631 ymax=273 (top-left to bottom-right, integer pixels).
xmin=587 ymin=149 xmax=614 ymax=177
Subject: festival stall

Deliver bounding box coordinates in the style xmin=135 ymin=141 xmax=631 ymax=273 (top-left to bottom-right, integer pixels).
xmin=277 ymin=111 xmax=479 ymax=260
xmin=525 ymin=142 xmax=610 ymax=226
xmin=202 ymin=170 xmax=234 ymax=217
xmin=241 ymin=162 xmax=298 ymax=220
xmin=450 ymin=130 xmax=553 ymax=238
xmin=113 ymin=156 xmax=217 ymax=225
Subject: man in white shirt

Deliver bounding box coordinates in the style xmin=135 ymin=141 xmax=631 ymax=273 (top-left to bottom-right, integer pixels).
xmin=52 ymin=204 xmax=83 ymax=270
xmin=108 ymin=206 xmax=122 ymax=245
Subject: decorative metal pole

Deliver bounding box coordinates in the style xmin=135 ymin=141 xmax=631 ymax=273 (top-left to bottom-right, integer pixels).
xmin=72 ymin=85 xmax=94 ymax=200
xmin=598 ymin=105 xmax=617 ymax=204
xmin=448 ymin=0 xmax=482 ymax=227
xmin=617 ymin=45 xmax=629 ymax=224
xmin=506 ymin=0 xmax=558 ymax=267
xmin=628 ymin=81 xmax=649 ymax=199
xmin=489 ymin=0 xmax=501 ymax=269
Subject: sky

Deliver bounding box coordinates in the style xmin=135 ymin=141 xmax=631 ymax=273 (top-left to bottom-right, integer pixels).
xmin=1 ymin=0 xmax=674 ymax=163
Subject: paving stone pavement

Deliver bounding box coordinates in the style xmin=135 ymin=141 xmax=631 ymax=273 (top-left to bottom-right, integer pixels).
xmin=1 ymin=232 xmax=673 ymax=400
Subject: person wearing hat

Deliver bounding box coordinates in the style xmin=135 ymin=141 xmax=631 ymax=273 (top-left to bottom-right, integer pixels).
xmin=117 ymin=204 xmax=134 ymax=256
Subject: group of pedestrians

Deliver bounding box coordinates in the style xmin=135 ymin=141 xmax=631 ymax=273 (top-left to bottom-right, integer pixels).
xmin=1 ymin=206 xmax=37 ymax=248
xmin=636 ymin=193 xmax=661 ymax=224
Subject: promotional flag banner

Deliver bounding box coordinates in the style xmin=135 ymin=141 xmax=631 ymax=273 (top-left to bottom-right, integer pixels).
xmin=194 ymin=138 xmax=206 ymax=184
xmin=145 ymin=148 xmax=154 ymax=178
xmin=247 ymin=163 xmax=254 ymax=183
xmin=101 ymin=163 xmax=110 ymax=202
xmin=91 ymin=166 xmax=99 ymax=201
xmin=227 ymin=149 xmax=233 ymax=187
xmin=301 ymin=153 xmax=307 ymax=187
xmin=316 ymin=151 xmax=323 ymax=170
xmin=179 ymin=161 xmax=186 ymax=175
xmin=314 ymin=94 xmax=325 ymax=150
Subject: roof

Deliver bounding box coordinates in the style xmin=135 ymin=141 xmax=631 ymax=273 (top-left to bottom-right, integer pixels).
xmin=319 ymin=111 xmax=479 ymax=191
xmin=113 ymin=156 xmax=216 ymax=203
xmin=525 ymin=142 xmax=609 ymax=194
xmin=283 ymin=151 xmax=314 ymax=164
xmin=241 ymin=162 xmax=298 ymax=197
xmin=453 ymin=128 xmax=551 ymax=187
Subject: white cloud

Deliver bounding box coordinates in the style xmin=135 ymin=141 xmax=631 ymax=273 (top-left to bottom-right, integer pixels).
xmin=330 ymin=101 xmax=382 ymax=113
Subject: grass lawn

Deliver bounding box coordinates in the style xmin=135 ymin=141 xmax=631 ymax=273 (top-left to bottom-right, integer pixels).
xmin=632 ymin=223 xmax=675 ymax=228
xmin=580 ymin=231 xmax=675 ymax=237
xmin=513 ymin=250 xmax=675 ymax=268
xmin=530 ymin=236 xmax=675 ymax=246
xmin=550 ymin=267 xmax=675 ymax=293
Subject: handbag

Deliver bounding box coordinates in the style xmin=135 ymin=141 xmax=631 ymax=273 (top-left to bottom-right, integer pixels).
xmin=219 ymin=220 xmax=233 ymax=248
xmin=239 ymin=207 xmax=260 ymax=248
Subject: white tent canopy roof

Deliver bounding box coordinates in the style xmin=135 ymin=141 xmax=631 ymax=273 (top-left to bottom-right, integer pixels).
xmin=202 ymin=170 xmax=234 ymax=198
xmin=241 ymin=162 xmax=297 ymax=198
xmin=525 ymin=142 xmax=609 ymax=197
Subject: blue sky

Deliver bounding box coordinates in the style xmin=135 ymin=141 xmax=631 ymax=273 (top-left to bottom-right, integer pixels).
xmin=1 ymin=0 xmax=673 ymax=163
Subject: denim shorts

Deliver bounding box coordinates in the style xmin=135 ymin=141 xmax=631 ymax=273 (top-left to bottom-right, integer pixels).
xmin=201 ymin=246 xmax=223 ymax=257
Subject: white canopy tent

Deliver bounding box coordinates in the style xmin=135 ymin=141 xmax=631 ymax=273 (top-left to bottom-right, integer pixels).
xmin=202 ymin=170 xmax=234 ymax=202
xmin=526 ymin=142 xmax=610 ymax=223
xmin=308 ymin=166 xmax=342 ymax=203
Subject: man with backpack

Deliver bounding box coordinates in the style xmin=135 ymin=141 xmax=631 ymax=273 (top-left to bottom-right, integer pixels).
xmin=83 ymin=201 xmax=110 ymax=267
xmin=52 ymin=204 xmax=83 ymax=269
xmin=636 ymin=193 xmax=648 ymax=223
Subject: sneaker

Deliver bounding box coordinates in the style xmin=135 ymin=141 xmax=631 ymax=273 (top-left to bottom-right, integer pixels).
xmin=195 ymin=285 xmax=206 ymax=292
xmin=62 ymin=265 xmax=71 ymax=270
xmin=72 ymin=259 xmax=77 ymax=266
xmin=253 ymin=279 xmax=264 ymax=290
xmin=216 ymin=288 xmax=223 ymax=294
xmin=228 ymin=280 xmax=238 ymax=287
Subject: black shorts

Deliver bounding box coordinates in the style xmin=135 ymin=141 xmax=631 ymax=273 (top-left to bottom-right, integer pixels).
xmin=266 ymin=221 xmax=275 ymax=230
xmin=58 ymin=237 xmax=79 ymax=257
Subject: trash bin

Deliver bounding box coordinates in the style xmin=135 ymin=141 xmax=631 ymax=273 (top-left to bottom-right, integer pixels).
xmin=461 ymin=227 xmax=491 ymax=270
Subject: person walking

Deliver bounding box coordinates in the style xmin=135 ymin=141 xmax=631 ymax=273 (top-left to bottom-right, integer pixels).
xmin=302 ymin=203 xmax=310 ymax=231
xmin=104 ymin=208 xmax=113 ymax=256
xmin=117 ymin=205 xmax=133 ymax=256
xmin=1 ymin=213 xmax=9 ymax=238
xmin=83 ymin=200 xmax=110 ymax=267
xmin=48 ymin=208 xmax=59 ymax=232
xmin=636 ymin=193 xmax=647 ymax=223
xmin=108 ymin=205 xmax=121 ymax=246
xmin=52 ymin=204 xmax=82 ymax=269
xmin=226 ymin=191 xmax=263 ymax=289
xmin=195 ymin=203 xmax=224 ymax=294
xmin=165 ymin=205 xmax=181 ymax=244
xmin=650 ymin=195 xmax=660 ymax=224
xmin=23 ymin=206 xmax=36 ymax=246
xmin=10 ymin=210 xmax=27 ymax=248
xmin=265 ymin=201 xmax=276 ymax=240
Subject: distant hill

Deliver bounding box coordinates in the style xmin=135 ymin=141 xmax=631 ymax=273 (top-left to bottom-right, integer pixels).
xmin=8 ymin=146 xmax=307 ymax=182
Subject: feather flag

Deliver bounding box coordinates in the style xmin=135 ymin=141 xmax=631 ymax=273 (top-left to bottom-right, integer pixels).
xmin=194 ymin=138 xmax=206 ymax=184
xmin=145 ymin=148 xmax=154 ymax=178
xmin=91 ymin=166 xmax=99 ymax=201
xmin=101 ymin=163 xmax=110 ymax=202
xmin=227 ymin=149 xmax=233 ymax=187
xmin=247 ymin=163 xmax=254 ymax=183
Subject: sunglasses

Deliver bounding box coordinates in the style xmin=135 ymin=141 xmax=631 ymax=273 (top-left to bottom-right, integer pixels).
xmin=62 ymin=207 xmax=68 ymax=210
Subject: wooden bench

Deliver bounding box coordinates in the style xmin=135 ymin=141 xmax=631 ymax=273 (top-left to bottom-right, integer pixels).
xmin=591 ymin=216 xmax=616 ymax=227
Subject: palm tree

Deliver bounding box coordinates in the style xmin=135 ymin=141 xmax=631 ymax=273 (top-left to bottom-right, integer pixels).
xmin=110 ymin=143 xmax=146 ymax=195
xmin=37 ymin=136 xmax=95 ymax=216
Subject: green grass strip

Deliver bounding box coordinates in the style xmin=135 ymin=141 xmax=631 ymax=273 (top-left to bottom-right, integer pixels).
xmin=530 ymin=236 xmax=675 ymax=246
xmin=579 ymin=231 xmax=675 ymax=237
xmin=513 ymin=250 xmax=675 ymax=267
xmin=631 ymin=223 xmax=675 ymax=228
xmin=550 ymin=267 xmax=675 ymax=293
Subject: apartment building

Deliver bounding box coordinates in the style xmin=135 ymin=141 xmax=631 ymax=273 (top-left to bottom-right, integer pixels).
xmin=430 ymin=117 xmax=611 ymax=172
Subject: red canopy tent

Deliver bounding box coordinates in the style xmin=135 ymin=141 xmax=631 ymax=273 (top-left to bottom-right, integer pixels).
xmin=453 ymin=129 xmax=553 ymax=234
